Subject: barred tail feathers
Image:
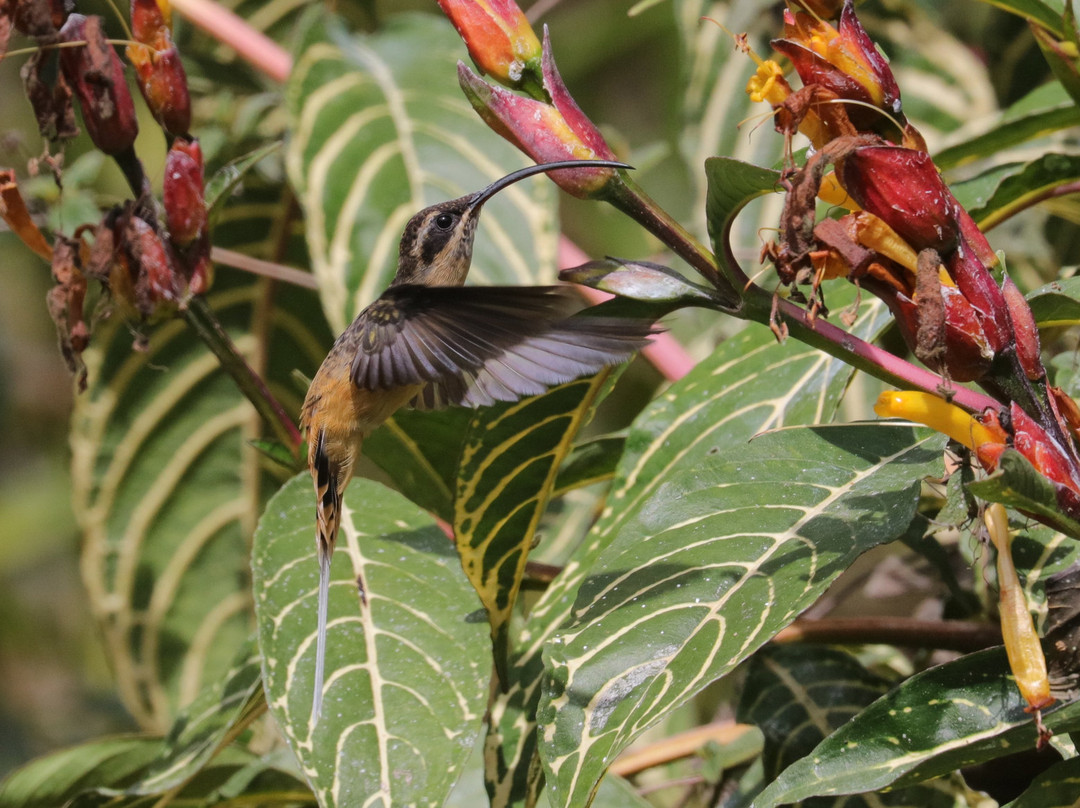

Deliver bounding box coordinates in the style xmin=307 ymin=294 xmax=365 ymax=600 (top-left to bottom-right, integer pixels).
xmin=312 ymin=429 xmax=341 ymax=722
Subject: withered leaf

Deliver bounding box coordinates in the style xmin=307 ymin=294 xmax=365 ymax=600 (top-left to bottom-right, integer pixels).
xmin=914 ymin=247 xmax=946 ymax=370
xmin=20 ymin=48 xmax=78 ymax=141
xmin=47 ymin=235 xmax=89 ymax=391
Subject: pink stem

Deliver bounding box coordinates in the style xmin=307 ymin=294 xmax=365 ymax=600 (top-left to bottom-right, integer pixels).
xmin=169 ymin=0 xmax=292 ymax=82
xmin=559 ymin=238 xmax=696 ymax=382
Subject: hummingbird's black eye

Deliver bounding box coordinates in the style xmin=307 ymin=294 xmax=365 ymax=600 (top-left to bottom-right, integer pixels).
xmin=434 ymin=213 xmax=455 ymax=230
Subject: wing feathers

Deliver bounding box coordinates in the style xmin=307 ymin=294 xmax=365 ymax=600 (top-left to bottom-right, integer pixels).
xmin=349 ymin=285 xmax=656 ymax=409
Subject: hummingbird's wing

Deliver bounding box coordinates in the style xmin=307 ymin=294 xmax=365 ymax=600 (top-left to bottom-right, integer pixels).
xmin=349 ymin=285 xmax=655 ymax=409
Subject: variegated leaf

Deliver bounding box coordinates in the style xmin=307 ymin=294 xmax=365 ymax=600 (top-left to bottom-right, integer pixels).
xmin=117 ymin=638 xmax=266 ymax=796
xmin=539 ymin=423 xmax=946 ymax=807
xmin=738 ymin=645 xmax=965 ymax=807
xmin=0 ymin=641 xmax=303 ymax=807
xmin=752 ymin=648 xmax=1080 ymax=807
xmin=252 ymin=474 xmax=489 ymax=808
xmin=71 ymin=271 xmax=328 ymax=731
xmin=484 ymin=305 xmax=891 ymax=807
xmin=286 ymin=12 xmax=563 ymax=332
xmin=455 ymin=374 xmax=613 ymax=688
xmin=1003 ymin=755 xmax=1080 ymax=808
xmin=363 ymin=408 xmax=475 ymax=523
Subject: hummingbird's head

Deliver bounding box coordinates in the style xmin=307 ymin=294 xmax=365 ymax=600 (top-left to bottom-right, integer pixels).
xmin=390 ymin=159 xmax=630 ymax=288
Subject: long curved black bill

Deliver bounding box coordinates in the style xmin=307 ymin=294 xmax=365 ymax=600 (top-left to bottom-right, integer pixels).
xmin=470 ymin=159 xmax=631 ymax=207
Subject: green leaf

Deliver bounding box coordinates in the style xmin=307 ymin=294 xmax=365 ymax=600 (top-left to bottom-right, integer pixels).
xmin=1003 ymin=754 xmax=1080 ymax=807
xmin=286 ymin=11 xmax=565 ymax=332
xmin=981 ymin=0 xmax=1066 ymax=36
xmin=678 ymin=0 xmax=786 ymax=256
xmin=552 ymin=436 xmax=627 ymax=498
xmin=455 ymin=375 xmax=613 ymax=687
xmin=539 ymin=423 xmax=945 ymax=807
xmin=752 ymin=648 xmax=1080 ymax=807
xmin=1032 ymin=10 xmax=1080 ymax=108
xmin=484 ymin=294 xmax=892 ymax=806
xmin=362 ymin=408 xmax=475 ymax=522
xmin=951 ymin=153 xmax=1080 ymax=230
xmin=71 ymin=271 xmax=329 ymax=730
xmin=252 ymin=473 xmax=489 ymax=808
xmin=737 ymin=645 xmax=963 ymax=807
xmin=205 ymin=141 xmax=285 ymax=224
xmin=1027 ymin=277 xmax=1080 ymax=327
xmin=0 ymin=641 xmax=298 ymax=807
xmin=967 ymin=449 xmax=1080 ymax=539
xmin=0 ymin=737 xmax=163 ymax=808
xmin=114 ymin=639 xmax=266 ymax=796
xmin=703 ymin=157 xmax=781 ymax=287
xmin=560 ymin=259 xmax=727 ymax=307
xmin=738 ymin=645 xmax=891 ymax=780
xmin=935 ymin=83 xmax=1080 ymax=170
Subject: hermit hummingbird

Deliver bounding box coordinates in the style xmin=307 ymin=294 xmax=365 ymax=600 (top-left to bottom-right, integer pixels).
xmin=300 ymin=159 xmax=655 ymax=719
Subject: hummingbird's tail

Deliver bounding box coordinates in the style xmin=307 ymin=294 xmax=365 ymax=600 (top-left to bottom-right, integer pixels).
xmin=311 ymin=429 xmax=341 ymax=722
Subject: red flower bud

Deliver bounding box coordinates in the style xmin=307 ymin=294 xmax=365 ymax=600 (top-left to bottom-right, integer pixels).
xmin=130 ymin=0 xmax=172 ymax=43
xmin=1002 ymin=277 xmax=1044 ymax=381
xmin=943 ymin=242 xmax=1010 ymax=358
xmin=1010 ymin=403 xmax=1080 ymax=498
xmin=870 ymin=281 xmax=994 ymax=383
xmin=59 ymin=14 xmax=139 ymax=156
xmin=125 ymin=214 xmax=178 ymax=312
xmin=437 ymin=0 xmax=542 ymax=91
xmin=164 ymin=138 xmax=206 ymax=246
xmin=839 ymin=145 xmax=961 ymax=254
xmin=127 ymin=0 xmax=191 ymax=135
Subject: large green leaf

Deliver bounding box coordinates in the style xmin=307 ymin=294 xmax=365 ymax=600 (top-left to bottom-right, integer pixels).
xmin=71 ymin=271 xmax=328 ymax=731
xmin=752 ymin=648 xmax=1080 ymax=807
xmin=456 ymin=374 xmax=614 ymax=687
xmin=113 ymin=639 xmax=266 ymax=796
xmin=980 ymin=0 xmax=1066 ymax=36
xmin=485 ymin=302 xmax=891 ymax=807
xmin=286 ymin=12 xmax=565 ymax=332
xmin=737 ymin=645 xmax=964 ymax=807
xmin=361 ymin=408 xmax=475 ymax=523
xmin=539 ymin=423 xmax=946 ymax=807
xmin=252 ymin=474 xmax=489 ymax=808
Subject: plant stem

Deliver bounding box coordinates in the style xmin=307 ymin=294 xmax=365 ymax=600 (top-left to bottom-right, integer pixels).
xmin=604 ymin=174 xmax=737 ymax=304
xmin=743 ymin=285 xmax=1001 ymax=414
xmin=773 ymin=616 xmax=1002 ymax=652
xmin=183 ymin=296 xmax=303 ymax=453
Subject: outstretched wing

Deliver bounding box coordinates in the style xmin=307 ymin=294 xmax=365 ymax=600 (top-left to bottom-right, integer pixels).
xmin=349 ymin=285 xmax=655 ymax=409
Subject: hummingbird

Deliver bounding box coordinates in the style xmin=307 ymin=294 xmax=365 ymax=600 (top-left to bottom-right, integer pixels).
xmin=300 ymin=159 xmax=655 ymax=718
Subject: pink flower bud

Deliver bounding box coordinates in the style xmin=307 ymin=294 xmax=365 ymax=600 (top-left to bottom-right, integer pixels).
xmin=457 ymin=28 xmax=618 ymax=198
